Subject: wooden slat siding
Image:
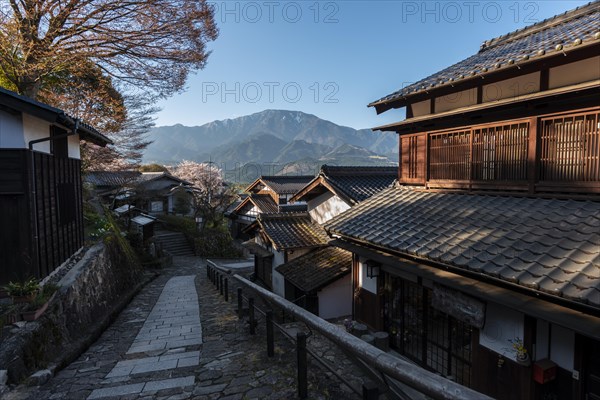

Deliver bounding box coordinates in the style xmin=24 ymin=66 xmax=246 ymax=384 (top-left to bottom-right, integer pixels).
xmin=471 ymin=123 xmax=528 ymax=181
xmin=0 ymin=150 xmax=29 ymax=193
xmin=539 ymin=109 xmax=600 ymax=183
xmin=32 ymin=152 xmax=83 ymax=280
xmin=400 ymin=134 xmax=427 ymax=184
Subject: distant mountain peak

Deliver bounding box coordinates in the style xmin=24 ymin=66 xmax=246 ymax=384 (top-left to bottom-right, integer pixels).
xmin=144 ymin=110 xmax=398 ymax=175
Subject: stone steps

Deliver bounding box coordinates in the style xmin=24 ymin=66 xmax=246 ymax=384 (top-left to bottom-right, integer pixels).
xmin=154 ymin=232 xmax=195 ymax=256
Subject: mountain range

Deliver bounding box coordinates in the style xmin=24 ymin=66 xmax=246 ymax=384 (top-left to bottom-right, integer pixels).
xmin=143 ymin=110 xmax=398 ymax=179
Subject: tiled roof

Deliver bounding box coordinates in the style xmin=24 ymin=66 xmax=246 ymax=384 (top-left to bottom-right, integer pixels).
xmin=85 ymin=171 xmax=141 ymax=187
xmin=276 ymin=246 xmax=352 ymax=292
xmin=292 ymin=165 xmax=397 ymax=204
xmin=259 ymin=213 xmax=330 ymax=251
xmin=251 ymin=194 xmax=280 ymax=214
xmin=321 ymin=165 xmax=397 ymax=204
xmin=253 ymin=176 xmax=315 ymax=194
xmin=326 ymin=186 xmax=600 ymax=307
xmin=370 ymin=1 xmax=600 ymax=108
xmin=0 ymin=86 xmax=112 ymax=146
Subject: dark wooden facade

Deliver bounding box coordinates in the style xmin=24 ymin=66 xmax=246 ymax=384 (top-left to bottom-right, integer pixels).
xmin=0 ymin=149 xmax=83 ymax=285
xmin=399 ymin=107 xmax=600 ymax=195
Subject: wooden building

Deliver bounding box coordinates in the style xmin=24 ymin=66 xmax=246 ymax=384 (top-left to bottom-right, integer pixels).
xmin=0 ymin=87 xmax=111 ymax=285
xmin=326 ymin=3 xmax=600 ymax=399
xmin=227 ymin=175 xmax=312 ymax=239
xmin=244 ymin=212 xmax=329 ymax=296
xmin=290 ymin=165 xmax=397 ymax=224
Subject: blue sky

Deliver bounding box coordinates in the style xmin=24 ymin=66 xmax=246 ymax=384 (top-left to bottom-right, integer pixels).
xmin=155 ymin=1 xmax=590 ymax=130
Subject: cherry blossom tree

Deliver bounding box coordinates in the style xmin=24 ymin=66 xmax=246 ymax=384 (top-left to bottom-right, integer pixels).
xmin=172 ymin=161 xmax=236 ymax=228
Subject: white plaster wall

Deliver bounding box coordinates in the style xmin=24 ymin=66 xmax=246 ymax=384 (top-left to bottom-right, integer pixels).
xmin=308 ymin=192 xmax=351 ymax=225
xmin=411 ymin=99 xmax=431 ymax=117
xmin=318 ymin=274 xmax=352 ymax=319
xmin=435 ymin=87 xmax=477 ymax=113
xmin=483 ymin=72 xmax=540 ymax=103
xmin=272 ymin=249 xmax=286 ymax=297
xmin=358 ymin=257 xmax=377 ymax=294
xmin=0 ymin=110 xmax=25 ymax=148
xmin=549 ymin=56 xmax=600 ymax=89
xmin=23 ymin=114 xmax=51 ymax=154
xmin=479 ymin=302 xmax=524 ymax=361
xmin=68 ymin=135 xmax=81 ymax=159
xmin=550 ymin=324 xmax=574 ymax=371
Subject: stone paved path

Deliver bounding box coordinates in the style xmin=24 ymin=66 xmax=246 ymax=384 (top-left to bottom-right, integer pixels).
xmin=5 ymin=257 xmax=366 ymax=400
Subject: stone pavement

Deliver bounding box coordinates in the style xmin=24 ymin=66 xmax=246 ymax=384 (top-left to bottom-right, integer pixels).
xmin=5 ymin=257 xmax=368 ymax=400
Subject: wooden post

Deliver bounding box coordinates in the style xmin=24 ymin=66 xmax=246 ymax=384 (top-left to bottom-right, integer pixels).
xmin=237 ymin=288 xmax=243 ymax=318
xmin=297 ymin=332 xmax=308 ymax=399
xmin=219 ymin=275 xmax=224 ymax=296
xmin=249 ymin=297 xmax=256 ymax=335
xmin=224 ymin=278 xmax=229 ymax=302
xmin=206 ymin=264 xmax=210 ymax=278
xmin=362 ymin=382 xmax=379 ymax=400
xmin=266 ymin=310 xmax=274 ymax=357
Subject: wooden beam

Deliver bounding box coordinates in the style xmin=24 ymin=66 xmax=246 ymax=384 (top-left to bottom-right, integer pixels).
xmin=527 ymin=117 xmax=539 ymax=194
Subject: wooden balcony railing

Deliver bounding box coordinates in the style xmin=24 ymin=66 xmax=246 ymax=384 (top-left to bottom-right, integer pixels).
xmin=399 ymin=108 xmax=600 ymax=195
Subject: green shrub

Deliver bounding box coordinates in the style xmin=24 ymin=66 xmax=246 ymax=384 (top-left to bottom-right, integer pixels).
xmin=194 ymin=229 xmax=242 ymax=258
xmin=159 ymin=215 xmax=198 ymax=238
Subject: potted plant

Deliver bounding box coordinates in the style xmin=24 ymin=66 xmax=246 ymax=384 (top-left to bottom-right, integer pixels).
xmin=21 ymin=284 xmax=58 ymax=321
xmin=510 ymin=337 xmax=530 ymax=366
xmin=4 ymin=278 xmax=39 ymax=303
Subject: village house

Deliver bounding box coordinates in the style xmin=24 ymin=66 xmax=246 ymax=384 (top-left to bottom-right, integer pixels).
xmin=85 ymin=171 xmax=195 ymax=217
xmin=244 ymin=212 xmax=329 ymax=297
xmin=0 ymin=87 xmax=112 ymax=286
xmin=290 ymin=164 xmax=397 ymax=224
xmin=227 ymin=175 xmax=313 ymax=239
xmin=325 ymin=3 xmax=600 ymax=400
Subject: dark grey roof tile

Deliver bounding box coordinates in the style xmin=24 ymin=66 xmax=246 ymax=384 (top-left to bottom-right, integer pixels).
xmin=326 ymin=186 xmax=600 ymax=307
xmin=583 ymin=288 xmax=600 ymax=307
xmin=517 ymin=271 xmax=541 ymax=289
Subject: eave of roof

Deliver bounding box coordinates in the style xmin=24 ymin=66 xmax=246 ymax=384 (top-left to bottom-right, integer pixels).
xmin=258 ymin=212 xmax=329 ymax=251
xmin=369 ymin=1 xmax=600 ymax=113
xmin=275 ymin=246 xmax=352 ymax=292
xmin=0 ymin=86 xmax=112 ymax=146
xmin=325 ymin=185 xmax=600 ymax=312
xmin=373 ymin=80 xmax=600 ymax=133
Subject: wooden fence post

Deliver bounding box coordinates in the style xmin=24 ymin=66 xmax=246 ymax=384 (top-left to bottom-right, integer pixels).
xmin=249 ymin=298 xmax=256 ymax=335
xmin=224 ymin=278 xmax=229 ymax=302
xmin=362 ymin=382 xmax=379 ymax=400
xmin=297 ymin=332 xmax=307 ymax=399
xmin=237 ymin=288 xmax=243 ymax=318
xmin=219 ymin=275 xmax=224 ymax=296
xmin=266 ymin=310 xmax=274 ymax=357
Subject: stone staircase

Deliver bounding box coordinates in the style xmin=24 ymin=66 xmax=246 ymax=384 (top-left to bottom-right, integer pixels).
xmin=154 ymin=231 xmax=195 ymax=256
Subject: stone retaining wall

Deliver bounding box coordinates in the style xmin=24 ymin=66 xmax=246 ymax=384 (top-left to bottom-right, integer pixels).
xmin=0 ymin=240 xmax=148 ymax=385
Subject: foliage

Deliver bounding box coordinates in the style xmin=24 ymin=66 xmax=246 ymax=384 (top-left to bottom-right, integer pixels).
xmin=27 ymin=284 xmax=59 ymax=311
xmin=509 ymin=337 xmax=527 ymax=358
xmin=194 ymin=229 xmax=242 ymax=258
xmin=159 ymin=215 xmax=198 ymax=239
xmin=0 ymin=0 xmax=218 ymax=169
xmin=0 ymin=1 xmax=218 ymax=99
xmin=103 ymin=207 xmax=140 ymax=270
xmin=4 ymin=278 xmax=39 ymax=297
xmin=173 ymin=187 xmax=192 ymax=216
xmin=172 ymin=160 xmax=237 ymax=227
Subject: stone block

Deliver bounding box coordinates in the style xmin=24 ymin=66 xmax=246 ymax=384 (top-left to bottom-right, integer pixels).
xmin=27 ymin=369 xmax=52 ymax=386
xmin=373 ymin=331 xmax=390 ymax=352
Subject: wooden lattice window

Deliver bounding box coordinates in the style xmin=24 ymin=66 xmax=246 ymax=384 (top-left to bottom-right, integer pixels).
xmin=429 ymin=130 xmax=471 ymax=180
xmin=471 ymin=123 xmax=529 ymax=181
xmin=540 ymin=111 xmax=600 ymax=182
xmin=400 ymin=134 xmax=426 ymax=183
